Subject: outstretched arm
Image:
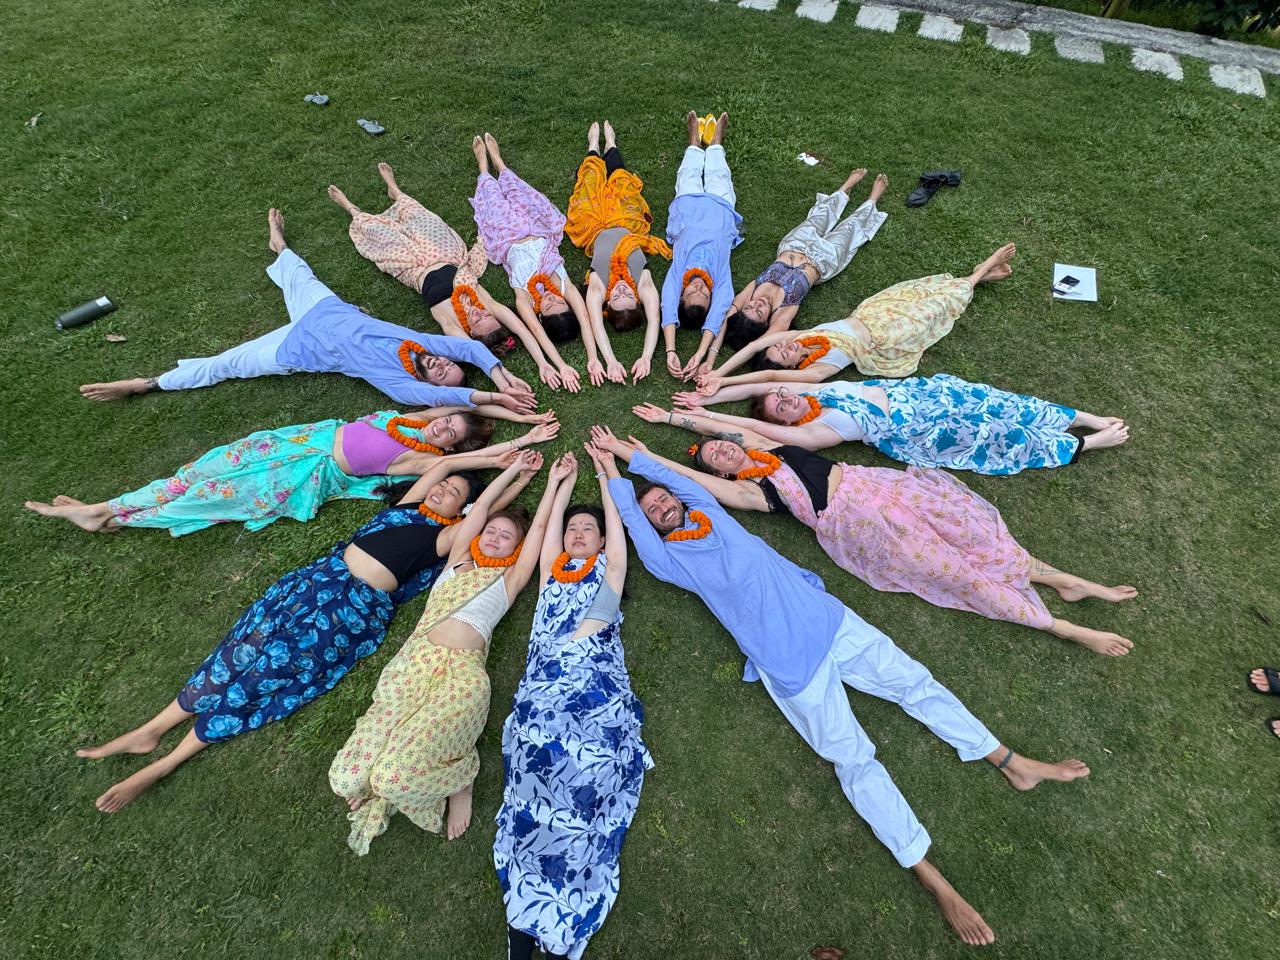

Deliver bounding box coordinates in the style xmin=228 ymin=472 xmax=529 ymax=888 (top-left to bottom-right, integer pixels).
xmin=711 ymin=330 xmax=792 ymax=377
xmin=506 ymin=453 xmax=566 ymax=594
xmin=631 ymin=273 xmax=661 ymax=384
xmin=394 ymin=449 xmax=506 ymax=507
xmin=516 ymin=295 xmax=582 ymax=393
xmin=620 ymin=440 xmax=768 ymax=513
xmin=633 ymin=402 xmax=777 ymax=451
xmin=441 ymin=450 xmax=527 ymax=559
xmin=538 ymin=452 xmax=581 ymax=582
xmin=583 ymin=441 xmax=628 ymax=591
xmin=670 ymin=400 xmax=840 ymax=450
xmin=476 ymin=286 xmax=562 ymax=389
xmin=564 ymin=283 xmax=606 ymax=387
xmin=584 ymin=282 xmax=626 ymax=385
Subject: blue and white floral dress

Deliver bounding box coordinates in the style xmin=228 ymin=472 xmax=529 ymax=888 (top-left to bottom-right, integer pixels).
xmin=493 ymin=555 xmax=652 ymax=960
xmin=177 ymin=505 xmax=444 ymax=743
xmin=812 ymin=374 xmax=1082 ymax=475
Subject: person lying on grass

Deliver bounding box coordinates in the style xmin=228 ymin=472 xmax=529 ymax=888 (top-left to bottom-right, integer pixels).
xmin=81 ymin=209 xmax=536 ymax=409
xmin=329 ymin=450 xmax=558 ymax=854
xmin=328 ymin=162 xmax=576 ymax=390
xmin=564 ymin=120 xmax=672 ymax=386
xmin=660 ymin=110 xmax=743 ymax=382
xmin=632 ymin=404 xmax=1138 ymax=656
xmin=25 ymin=409 xmax=557 ymax=536
xmin=74 ymin=451 xmax=529 ymax=814
xmin=493 ymin=445 xmax=651 ymax=960
xmin=672 ymin=373 xmax=1129 ymax=476
xmin=722 ymin=167 xmax=889 ymax=352
xmin=592 ymin=423 xmax=1091 ymax=947
xmin=693 ymin=242 xmax=1017 ymax=394
xmin=470 ymin=132 xmax=600 ymax=390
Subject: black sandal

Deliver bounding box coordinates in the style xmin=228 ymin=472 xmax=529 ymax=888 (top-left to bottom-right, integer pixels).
xmin=1247 ymin=667 xmax=1280 ymax=695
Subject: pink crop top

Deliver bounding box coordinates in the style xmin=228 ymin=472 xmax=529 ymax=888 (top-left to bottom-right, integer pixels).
xmin=341 ymin=420 xmax=412 ymax=475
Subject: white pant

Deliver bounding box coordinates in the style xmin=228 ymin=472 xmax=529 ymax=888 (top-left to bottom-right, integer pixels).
xmin=777 ymin=192 xmax=888 ymax=282
xmin=675 ymin=145 xmax=736 ymax=207
xmin=758 ymin=608 xmax=999 ymax=868
xmin=157 ymin=249 xmax=333 ymax=391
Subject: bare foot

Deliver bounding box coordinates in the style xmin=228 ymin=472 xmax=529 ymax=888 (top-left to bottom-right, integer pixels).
xmin=1271 ymin=719 xmax=1280 ymax=740
xmin=25 ymin=498 xmax=113 ymax=532
xmin=841 ymin=168 xmax=868 ymax=193
xmin=268 ymin=207 xmax=286 ymax=253
xmin=587 ymin=121 xmax=600 ymax=153
xmin=914 ymin=860 xmax=995 ymax=946
xmin=981 ymin=263 xmax=1012 ymax=282
xmin=1051 ymin=576 xmax=1139 ymax=604
xmin=483 ymin=132 xmax=505 ymax=173
xmin=973 ymin=242 xmax=1016 ymax=282
xmin=79 ymin=378 xmax=153 ymax=402
xmin=377 ymin=161 xmax=402 ymax=199
xmin=446 ymin=785 xmax=473 ymax=840
xmin=94 ymin=766 xmax=166 ymax=813
xmin=998 ymin=752 xmax=1090 ymax=791
xmin=1048 ymin=617 xmax=1134 ymax=655
xmin=77 ymin=727 xmax=162 ymax=759
xmin=868 ymin=172 xmax=889 ymax=204
xmin=1081 ymin=421 xmax=1130 ymax=451
xmin=686 ymin=110 xmax=699 ymax=145
xmin=327 ymin=184 xmax=359 ymax=216
xmin=471 ymin=134 xmax=489 ymax=175
xmin=712 ymin=111 xmax=729 ymax=145
xmin=603 ymin=119 xmax=616 ymax=150
xmin=348 ymin=796 xmax=367 ymax=812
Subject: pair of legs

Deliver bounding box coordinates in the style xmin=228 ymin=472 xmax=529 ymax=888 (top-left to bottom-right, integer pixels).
xmin=75 ymin=700 xmax=207 ymax=813
xmin=759 ymin=608 xmax=1090 ymax=946
xmin=327 ymin=159 xmax=404 ymax=214
xmin=79 ymin=210 xmax=324 ymax=402
xmin=677 ymin=111 xmax=734 ymax=205
xmin=1026 ymin=557 xmax=1139 ymax=656
xmin=585 ymin=119 xmax=624 ymax=175
xmin=776 ymin=170 xmax=890 ymax=281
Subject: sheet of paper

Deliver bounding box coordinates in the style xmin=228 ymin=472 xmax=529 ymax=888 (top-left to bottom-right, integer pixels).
xmin=1052 ymin=263 xmax=1098 ymax=302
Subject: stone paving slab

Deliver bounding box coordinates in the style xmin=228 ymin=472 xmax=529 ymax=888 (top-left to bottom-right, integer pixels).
xmin=987 ymin=25 xmax=1030 ymax=55
xmin=1132 ymin=47 xmax=1183 ymax=81
xmin=920 ymin=14 xmax=964 ymax=42
xmin=737 ymin=0 xmax=778 ymax=11
xmin=1210 ymin=63 xmax=1266 ymax=97
xmin=796 ymin=0 xmax=841 ymax=23
xmin=1054 ymin=34 xmax=1105 ymax=64
xmin=855 ymin=4 xmax=900 ymax=32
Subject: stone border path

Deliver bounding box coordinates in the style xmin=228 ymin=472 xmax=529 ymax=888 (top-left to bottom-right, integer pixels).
xmin=725 ymin=0 xmax=1277 ymax=98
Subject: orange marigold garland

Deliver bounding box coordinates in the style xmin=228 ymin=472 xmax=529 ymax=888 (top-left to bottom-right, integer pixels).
xmin=417 ymin=503 xmax=462 ymax=525
xmin=682 ymin=267 xmax=713 ymax=293
xmin=796 ymin=336 xmax=831 ymax=369
xmin=470 ymin=534 xmax=521 ymax=568
xmin=398 ymin=339 xmax=428 ymax=379
xmin=551 ymin=552 xmax=598 ymax=583
xmin=450 ymin=285 xmax=483 ymax=336
xmin=665 ymin=509 xmax=712 ymax=542
xmin=606 ymin=234 xmax=645 ymax=295
xmin=794 ymin=395 xmax=823 ymax=425
xmin=527 ymin=272 xmax=564 ymax=312
xmin=385 ymin=417 xmax=445 ymax=456
xmin=735 ymin=449 xmax=781 ymax=480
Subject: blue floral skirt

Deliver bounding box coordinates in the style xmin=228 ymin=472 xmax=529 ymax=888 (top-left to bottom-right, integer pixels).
xmin=493 ymin=619 xmax=652 ymax=960
xmin=177 ymin=550 xmax=397 ymax=743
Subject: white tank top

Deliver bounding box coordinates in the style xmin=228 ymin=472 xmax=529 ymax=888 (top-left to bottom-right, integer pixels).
xmin=507 ymin=239 xmax=568 ymax=291
xmin=435 ymin=563 xmax=511 ymax=645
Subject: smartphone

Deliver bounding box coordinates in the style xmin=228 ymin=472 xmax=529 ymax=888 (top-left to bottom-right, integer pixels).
xmin=1053 ymin=275 xmax=1080 ymax=295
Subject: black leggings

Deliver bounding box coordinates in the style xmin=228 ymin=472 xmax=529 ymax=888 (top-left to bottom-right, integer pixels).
xmin=507 ymin=926 xmax=569 ymax=960
xmin=587 ymin=145 xmax=625 ymax=177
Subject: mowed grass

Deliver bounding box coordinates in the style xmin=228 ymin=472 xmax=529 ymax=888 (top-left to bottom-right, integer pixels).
xmin=2 ymin=1 xmax=1279 ymax=958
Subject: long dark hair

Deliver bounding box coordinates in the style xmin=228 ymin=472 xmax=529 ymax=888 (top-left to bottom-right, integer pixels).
xmin=453 ymin=412 xmax=495 ymax=453
xmin=604 ymin=304 xmax=645 ymax=333
xmin=677 ymin=302 xmax=708 ymax=329
xmin=724 ymin=311 xmax=767 ymax=352
xmin=375 ymin=470 xmax=482 ymax=507
xmin=486 ymin=505 xmax=532 ymax=540
xmin=542 ymin=306 xmax=580 ymax=344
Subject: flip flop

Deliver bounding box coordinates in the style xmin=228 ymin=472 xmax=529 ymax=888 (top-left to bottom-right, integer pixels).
xmin=303 ymin=93 xmax=330 ymax=106
xmin=906 ymin=169 xmax=962 ymax=208
xmin=357 ymin=119 xmax=386 ymax=135
xmin=1267 ymin=718 xmax=1280 ymax=738
xmin=1247 ymin=667 xmax=1280 ymax=694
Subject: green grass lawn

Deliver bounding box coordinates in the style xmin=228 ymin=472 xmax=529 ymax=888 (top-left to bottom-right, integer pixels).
xmin=3 ymin=1 xmax=1279 ymax=957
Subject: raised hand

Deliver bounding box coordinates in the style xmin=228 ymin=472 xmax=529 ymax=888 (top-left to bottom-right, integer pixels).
xmin=630 ymin=355 xmax=651 ymax=385
xmin=587 ymin=358 xmax=606 ymax=388
xmin=679 ymin=352 xmax=706 ymax=382
xmin=496 ymin=447 xmax=522 ymax=468
xmin=589 ymin=424 xmax=628 ymax=455
xmin=517 ymin=449 xmax=544 ymax=475
xmin=559 ymin=364 xmax=582 ymax=393
xmin=583 ymin=440 xmax=617 ymax=473
xmin=538 ymin=362 xmax=563 ymax=390
xmin=522 ymin=419 xmax=561 ymax=445
xmin=632 ymin=402 xmax=669 ymax=424
xmin=665 ymin=350 xmax=683 ymax=378
xmin=550 ymin=451 xmax=579 ymax=481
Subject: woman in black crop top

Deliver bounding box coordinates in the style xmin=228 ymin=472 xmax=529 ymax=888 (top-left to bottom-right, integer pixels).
xmin=630 ymin=403 xmax=1139 ymax=659
xmin=328 ymin=163 xmax=579 ymax=391
xmin=74 ymin=449 xmax=537 ymax=815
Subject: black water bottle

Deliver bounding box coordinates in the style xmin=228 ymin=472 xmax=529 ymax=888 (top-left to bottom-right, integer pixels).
xmin=56 ymin=296 xmax=116 ymax=331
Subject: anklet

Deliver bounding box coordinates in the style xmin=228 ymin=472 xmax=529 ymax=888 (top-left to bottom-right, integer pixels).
xmin=996 ymin=747 xmax=1015 ymax=770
